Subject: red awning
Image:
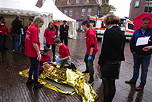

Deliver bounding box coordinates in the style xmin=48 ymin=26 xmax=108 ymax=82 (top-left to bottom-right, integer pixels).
xmin=133 ymin=13 xmax=152 ymax=30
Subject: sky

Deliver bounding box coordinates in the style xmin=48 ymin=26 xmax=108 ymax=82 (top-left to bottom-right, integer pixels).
xmin=109 ymin=0 xmax=132 ymax=17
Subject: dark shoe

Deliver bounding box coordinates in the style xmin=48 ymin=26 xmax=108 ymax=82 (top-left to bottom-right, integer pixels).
xmin=135 ymin=86 xmax=144 ymax=91
xmin=82 ymin=70 xmax=89 ymax=73
xmin=33 ymin=82 xmax=43 ymax=89
xmin=26 ymin=79 xmax=35 ymax=85
xmin=88 ymin=77 xmax=94 ymax=84
xmin=125 ymin=79 xmax=136 ymax=84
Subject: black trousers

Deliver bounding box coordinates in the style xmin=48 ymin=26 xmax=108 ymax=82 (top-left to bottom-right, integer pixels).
xmin=102 ymin=79 xmax=116 ymax=102
xmin=84 ymin=54 xmax=95 ymax=76
xmin=46 ymin=44 xmax=56 ymax=61
xmin=60 ymin=35 xmax=68 ymax=46
xmin=0 ymin=35 xmax=4 ymax=52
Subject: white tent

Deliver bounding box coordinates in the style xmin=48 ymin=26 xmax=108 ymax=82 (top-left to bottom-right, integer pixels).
xmin=39 ymin=0 xmax=77 ymax=39
xmin=0 ymin=0 xmax=77 ymax=39
xmin=0 ymin=0 xmax=53 ymax=50
xmin=0 ymin=0 xmax=41 ymax=15
xmin=40 ymin=0 xmax=75 ymax=22
xmin=0 ymin=0 xmax=77 ymax=44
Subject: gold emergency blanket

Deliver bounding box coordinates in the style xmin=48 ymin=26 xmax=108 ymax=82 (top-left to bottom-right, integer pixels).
xmin=19 ymin=63 xmax=98 ymax=102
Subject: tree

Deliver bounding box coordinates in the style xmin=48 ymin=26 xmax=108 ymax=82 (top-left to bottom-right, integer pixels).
xmin=96 ymin=0 xmax=116 ymax=15
xmin=100 ymin=3 xmax=116 ymax=15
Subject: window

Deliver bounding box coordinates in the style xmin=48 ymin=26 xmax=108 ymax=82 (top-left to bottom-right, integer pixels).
xmin=88 ymin=8 xmax=92 ymax=16
xmin=89 ymin=20 xmax=96 ymax=27
xmin=69 ymin=10 xmax=73 ymax=17
xmin=144 ymin=3 xmax=152 ymax=13
xmin=64 ymin=10 xmax=68 ymax=15
xmin=144 ymin=7 xmax=152 ymax=13
xmin=128 ymin=23 xmax=134 ymax=30
xmin=101 ymin=22 xmax=106 ymax=28
xmin=82 ymin=9 xmax=86 ymax=16
xmin=134 ymin=1 xmax=140 ymax=8
xmin=76 ymin=0 xmax=80 ymax=3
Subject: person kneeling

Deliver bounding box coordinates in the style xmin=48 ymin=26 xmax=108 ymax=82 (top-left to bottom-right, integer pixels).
xmin=54 ymin=38 xmax=72 ymax=69
xmin=39 ymin=47 xmax=51 ymax=75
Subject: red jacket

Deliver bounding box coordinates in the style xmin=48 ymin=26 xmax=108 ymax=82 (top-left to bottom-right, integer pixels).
xmin=40 ymin=55 xmax=51 ymax=62
xmin=59 ymin=44 xmax=70 ymax=58
xmin=25 ymin=24 xmax=40 ymax=57
xmin=0 ymin=23 xmax=8 ymax=35
xmin=85 ymin=29 xmax=98 ymax=55
xmin=44 ymin=28 xmax=56 ymax=45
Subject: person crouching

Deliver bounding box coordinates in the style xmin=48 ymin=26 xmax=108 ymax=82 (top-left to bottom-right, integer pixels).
xmin=54 ymin=38 xmax=72 ymax=68
xmin=39 ymin=47 xmax=51 ymax=75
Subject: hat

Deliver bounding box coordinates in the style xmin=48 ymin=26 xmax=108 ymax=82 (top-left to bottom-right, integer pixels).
xmin=63 ymin=20 xmax=67 ymax=23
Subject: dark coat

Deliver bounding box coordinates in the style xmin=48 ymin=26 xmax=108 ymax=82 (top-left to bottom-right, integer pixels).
xmin=98 ymin=26 xmax=125 ymax=79
xmin=98 ymin=26 xmax=125 ymax=66
xmin=59 ymin=24 xmax=69 ymax=37
xmin=11 ymin=19 xmax=23 ymax=35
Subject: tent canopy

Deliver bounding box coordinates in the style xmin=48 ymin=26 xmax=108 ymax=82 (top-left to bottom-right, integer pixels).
xmin=133 ymin=13 xmax=152 ymax=30
xmin=0 ymin=0 xmax=77 ymax=39
xmin=0 ymin=0 xmax=42 ymax=16
xmin=0 ymin=0 xmax=76 ymax=21
xmin=40 ymin=0 xmax=76 ymax=22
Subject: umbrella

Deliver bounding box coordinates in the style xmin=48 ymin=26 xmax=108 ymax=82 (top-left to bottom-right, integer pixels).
xmin=133 ymin=13 xmax=152 ymax=30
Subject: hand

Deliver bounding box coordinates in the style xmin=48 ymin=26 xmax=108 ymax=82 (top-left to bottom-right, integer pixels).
xmin=56 ymin=58 xmax=62 ymax=63
xmin=47 ymin=61 xmax=53 ymax=64
xmin=37 ymin=53 xmax=41 ymax=61
xmin=88 ymin=55 xmax=92 ymax=61
xmin=96 ymin=65 xmax=101 ymax=72
xmin=52 ymin=36 xmax=56 ymax=39
xmin=43 ymin=40 xmax=46 ymax=45
xmin=143 ymin=46 xmax=152 ymax=51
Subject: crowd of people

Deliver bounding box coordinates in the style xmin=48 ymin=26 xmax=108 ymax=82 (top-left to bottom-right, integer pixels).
xmin=0 ymin=14 xmax=152 ymax=102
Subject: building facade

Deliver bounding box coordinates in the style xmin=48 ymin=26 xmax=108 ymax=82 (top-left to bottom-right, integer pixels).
xmin=129 ymin=0 xmax=152 ymax=19
xmin=55 ymin=0 xmax=109 ymax=20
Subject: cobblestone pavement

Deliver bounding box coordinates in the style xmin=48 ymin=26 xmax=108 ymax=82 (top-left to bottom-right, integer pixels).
xmin=0 ymin=33 xmax=152 ymax=102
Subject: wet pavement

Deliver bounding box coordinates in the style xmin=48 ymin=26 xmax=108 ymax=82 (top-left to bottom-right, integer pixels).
xmin=0 ymin=32 xmax=152 ymax=102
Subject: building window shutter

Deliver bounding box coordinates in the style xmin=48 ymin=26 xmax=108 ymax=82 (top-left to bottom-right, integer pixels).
xmin=134 ymin=1 xmax=140 ymax=8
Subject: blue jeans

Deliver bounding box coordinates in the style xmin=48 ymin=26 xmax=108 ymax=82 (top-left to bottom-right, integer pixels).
xmin=0 ymin=35 xmax=4 ymax=52
xmin=28 ymin=57 xmax=39 ymax=81
xmin=132 ymin=54 xmax=151 ymax=87
xmin=12 ymin=34 xmax=21 ymax=51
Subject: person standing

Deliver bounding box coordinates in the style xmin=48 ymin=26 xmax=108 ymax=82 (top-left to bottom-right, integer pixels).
xmin=25 ymin=17 xmax=44 ymax=89
xmin=44 ymin=22 xmax=57 ymax=61
xmin=125 ymin=18 xmax=152 ymax=91
xmin=81 ymin=21 xmax=98 ymax=84
xmin=59 ymin=21 xmax=69 ymax=46
xmin=0 ymin=16 xmax=8 ymax=52
xmin=97 ymin=14 xmax=125 ymax=102
xmin=11 ymin=16 xmax=24 ymax=52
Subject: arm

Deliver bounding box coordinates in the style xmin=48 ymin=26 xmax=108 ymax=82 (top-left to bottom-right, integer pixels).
xmin=89 ymin=47 xmax=94 ymax=55
xmin=89 ymin=34 xmax=95 ymax=55
xmin=33 ymin=43 xmax=41 ymax=60
xmin=61 ymin=56 xmax=70 ymax=60
xmin=143 ymin=45 xmax=152 ymax=51
xmin=130 ymin=31 xmax=137 ymax=54
xmin=98 ymin=30 xmax=110 ymax=66
xmin=31 ymin=28 xmax=41 ymax=60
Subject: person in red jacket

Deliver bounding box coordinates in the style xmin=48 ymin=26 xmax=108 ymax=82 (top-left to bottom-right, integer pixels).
xmin=25 ymin=17 xmax=44 ymax=89
xmin=81 ymin=21 xmax=98 ymax=84
xmin=54 ymin=38 xmax=72 ymax=68
xmin=39 ymin=48 xmax=51 ymax=75
xmin=44 ymin=22 xmax=57 ymax=61
xmin=0 ymin=16 xmax=8 ymax=52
